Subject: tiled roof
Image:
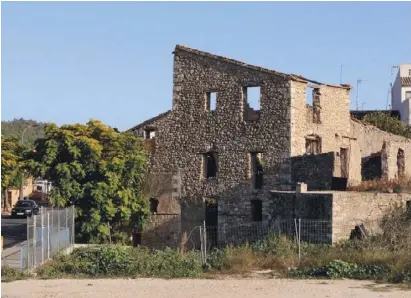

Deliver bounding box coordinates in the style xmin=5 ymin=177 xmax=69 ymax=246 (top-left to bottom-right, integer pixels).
xmin=401 ymin=77 xmax=411 ymax=86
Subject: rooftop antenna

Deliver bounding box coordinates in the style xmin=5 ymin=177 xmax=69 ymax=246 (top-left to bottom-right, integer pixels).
xmin=356 ymin=78 xmax=367 ymax=111
xmin=340 ymin=64 xmax=344 ymax=84
xmin=391 ymin=65 xmax=399 ymax=76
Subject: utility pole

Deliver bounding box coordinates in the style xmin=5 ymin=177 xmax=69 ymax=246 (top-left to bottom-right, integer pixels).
xmin=356 ymin=79 xmax=367 ymax=111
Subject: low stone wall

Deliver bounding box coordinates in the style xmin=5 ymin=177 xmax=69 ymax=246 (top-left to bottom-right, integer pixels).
xmin=331 ymin=192 xmax=411 ymax=242
xmin=269 ymin=190 xmax=411 ymax=244
xmin=291 ymin=152 xmax=335 ymax=190
xmin=141 ymin=214 xmax=181 ymax=249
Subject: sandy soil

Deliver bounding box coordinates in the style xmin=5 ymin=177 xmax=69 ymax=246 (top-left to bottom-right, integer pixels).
xmin=2 ymin=278 xmax=411 ymax=298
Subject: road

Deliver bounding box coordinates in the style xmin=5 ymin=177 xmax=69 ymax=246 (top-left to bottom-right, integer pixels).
xmin=1 ymin=216 xmax=27 ymax=248
xmin=2 ymin=209 xmax=68 ymax=249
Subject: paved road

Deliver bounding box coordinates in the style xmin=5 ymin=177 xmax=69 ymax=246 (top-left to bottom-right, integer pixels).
xmin=1 ymin=216 xmax=27 ymax=248
xmin=2 ymin=209 xmax=70 ymax=249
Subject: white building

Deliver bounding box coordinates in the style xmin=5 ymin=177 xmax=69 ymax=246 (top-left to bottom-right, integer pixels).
xmin=391 ymin=63 xmax=411 ymax=125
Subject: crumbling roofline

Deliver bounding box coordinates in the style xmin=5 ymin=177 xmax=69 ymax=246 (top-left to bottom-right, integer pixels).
xmin=174 ymin=45 xmax=352 ymax=90
xmin=127 ymin=110 xmax=171 ymax=132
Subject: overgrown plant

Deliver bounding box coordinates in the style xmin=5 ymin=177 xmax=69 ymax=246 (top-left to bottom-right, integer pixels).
xmin=362 ymin=112 xmax=411 ymax=138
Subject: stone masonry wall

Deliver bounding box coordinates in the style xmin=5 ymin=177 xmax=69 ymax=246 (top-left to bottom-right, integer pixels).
xmin=290 ymin=152 xmax=335 ymax=190
xmin=381 ymin=140 xmax=411 ymax=180
xmin=269 ymin=191 xmax=411 ymax=244
xmin=332 ymin=192 xmax=411 ymax=242
xmin=289 ymin=81 xmax=361 ymax=186
xmin=132 ymin=45 xmax=295 ymax=228
xmin=350 ymin=119 xmax=411 ymax=180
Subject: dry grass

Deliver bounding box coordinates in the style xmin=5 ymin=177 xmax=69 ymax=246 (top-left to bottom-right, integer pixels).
xmin=348 ymin=175 xmax=411 ymax=193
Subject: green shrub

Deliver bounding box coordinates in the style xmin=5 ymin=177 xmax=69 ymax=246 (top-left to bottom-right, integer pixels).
xmin=289 ymin=260 xmax=388 ymax=280
xmin=1 ymin=266 xmax=31 ymax=282
xmin=37 ymin=245 xmax=203 ymax=278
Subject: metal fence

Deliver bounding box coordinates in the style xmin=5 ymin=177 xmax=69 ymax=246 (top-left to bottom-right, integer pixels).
xmin=194 ymin=217 xmax=411 ymax=265
xmin=22 ymin=206 xmax=75 ymax=270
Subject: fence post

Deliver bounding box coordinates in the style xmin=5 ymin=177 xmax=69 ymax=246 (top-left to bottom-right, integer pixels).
xmin=199 ymin=226 xmax=204 ymax=265
xmin=57 ymin=207 xmax=60 ymax=251
xmin=298 ymin=218 xmax=301 ymax=265
xmin=26 ymin=216 xmax=30 ymax=270
xmin=72 ymin=205 xmax=75 ymax=247
xmin=41 ymin=212 xmax=44 ymax=264
xmin=66 ymin=208 xmax=68 ymax=246
xmin=203 ymin=221 xmax=207 ymax=261
xmin=47 ymin=212 xmax=50 ymax=259
xmin=33 ymin=215 xmax=37 ymax=268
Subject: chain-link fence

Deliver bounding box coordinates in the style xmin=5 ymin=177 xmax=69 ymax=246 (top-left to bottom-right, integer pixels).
xmin=21 ymin=206 xmax=75 ymax=270
xmin=196 ymin=217 xmax=411 ymax=265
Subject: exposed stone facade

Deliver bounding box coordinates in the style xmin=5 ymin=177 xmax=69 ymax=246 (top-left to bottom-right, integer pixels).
xmin=130 ymin=45 xmax=411 ymax=235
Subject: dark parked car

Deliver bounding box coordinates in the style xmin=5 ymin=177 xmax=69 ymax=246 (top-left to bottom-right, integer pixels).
xmin=11 ymin=200 xmax=39 ymax=218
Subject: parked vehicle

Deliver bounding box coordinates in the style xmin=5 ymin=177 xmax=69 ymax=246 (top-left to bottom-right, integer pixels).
xmin=11 ymin=200 xmax=40 ymax=218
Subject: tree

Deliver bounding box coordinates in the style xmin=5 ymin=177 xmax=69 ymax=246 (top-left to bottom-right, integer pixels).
xmin=363 ymin=112 xmax=411 ymax=139
xmin=1 ymin=118 xmax=45 ymax=148
xmin=1 ymin=135 xmax=24 ymax=210
xmin=25 ymin=120 xmax=150 ymax=244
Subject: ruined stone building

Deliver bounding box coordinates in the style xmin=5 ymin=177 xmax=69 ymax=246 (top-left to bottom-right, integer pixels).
xmin=129 ymin=45 xmax=411 ymax=246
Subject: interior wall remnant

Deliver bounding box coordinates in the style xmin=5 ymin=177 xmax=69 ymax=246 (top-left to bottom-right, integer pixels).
xmin=312 ymin=88 xmax=321 ymax=124
xmin=397 ymin=148 xmax=405 ymax=178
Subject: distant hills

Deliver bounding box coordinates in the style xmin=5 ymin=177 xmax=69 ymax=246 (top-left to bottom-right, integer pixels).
xmin=1 ymin=118 xmax=46 ymax=148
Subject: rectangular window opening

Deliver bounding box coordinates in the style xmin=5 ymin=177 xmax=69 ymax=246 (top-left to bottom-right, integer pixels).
xmin=251 ymin=199 xmax=263 ymax=222
xmin=306 ymin=86 xmax=314 ymax=105
xmin=305 ymin=136 xmax=322 ymax=155
xmin=244 ymin=86 xmax=261 ymax=110
xmin=149 ymin=198 xmax=159 ymax=214
xmin=144 ymin=128 xmax=156 ymax=140
xmin=243 ymin=86 xmax=261 ymax=121
xmin=203 ymin=152 xmax=218 ymax=179
xmin=250 ymin=152 xmax=263 ymax=189
xmin=205 ymin=92 xmax=217 ymax=111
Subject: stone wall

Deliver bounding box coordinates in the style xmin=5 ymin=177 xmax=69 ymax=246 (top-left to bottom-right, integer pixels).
xmin=131 ymin=45 xmax=297 ymax=229
xmin=332 ymin=192 xmax=411 ymax=242
xmin=129 ymin=45 xmax=361 ymax=230
xmin=381 ymin=140 xmax=411 ymax=180
xmin=141 ymin=214 xmax=181 ymax=249
xmin=290 ymin=152 xmax=335 ymax=190
xmin=350 ymin=118 xmax=410 ymax=158
xmin=269 ymin=190 xmax=411 ymax=244
xmin=289 ymin=81 xmax=361 ymax=186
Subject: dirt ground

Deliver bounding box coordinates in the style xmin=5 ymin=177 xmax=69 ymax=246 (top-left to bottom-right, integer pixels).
xmin=2 ymin=278 xmax=411 ymax=298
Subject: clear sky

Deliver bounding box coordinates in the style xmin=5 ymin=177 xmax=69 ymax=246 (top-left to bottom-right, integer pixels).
xmin=2 ymin=1 xmax=411 ymax=131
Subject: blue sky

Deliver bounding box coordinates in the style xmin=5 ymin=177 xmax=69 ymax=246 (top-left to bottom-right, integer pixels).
xmin=2 ymin=1 xmax=410 ymax=131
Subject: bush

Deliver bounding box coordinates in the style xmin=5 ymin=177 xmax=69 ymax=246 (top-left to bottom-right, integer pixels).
xmin=37 ymin=245 xmax=203 ymax=278
xmin=362 ymin=112 xmax=411 ymax=138
xmin=1 ymin=266 xmax=31 ymax=282
xmin=289 ymin=260 xmax=389 ymax=280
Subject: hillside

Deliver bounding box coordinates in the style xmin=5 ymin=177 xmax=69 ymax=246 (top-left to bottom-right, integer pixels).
xmin=1 ymin=118 xmax=46 ymax=147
